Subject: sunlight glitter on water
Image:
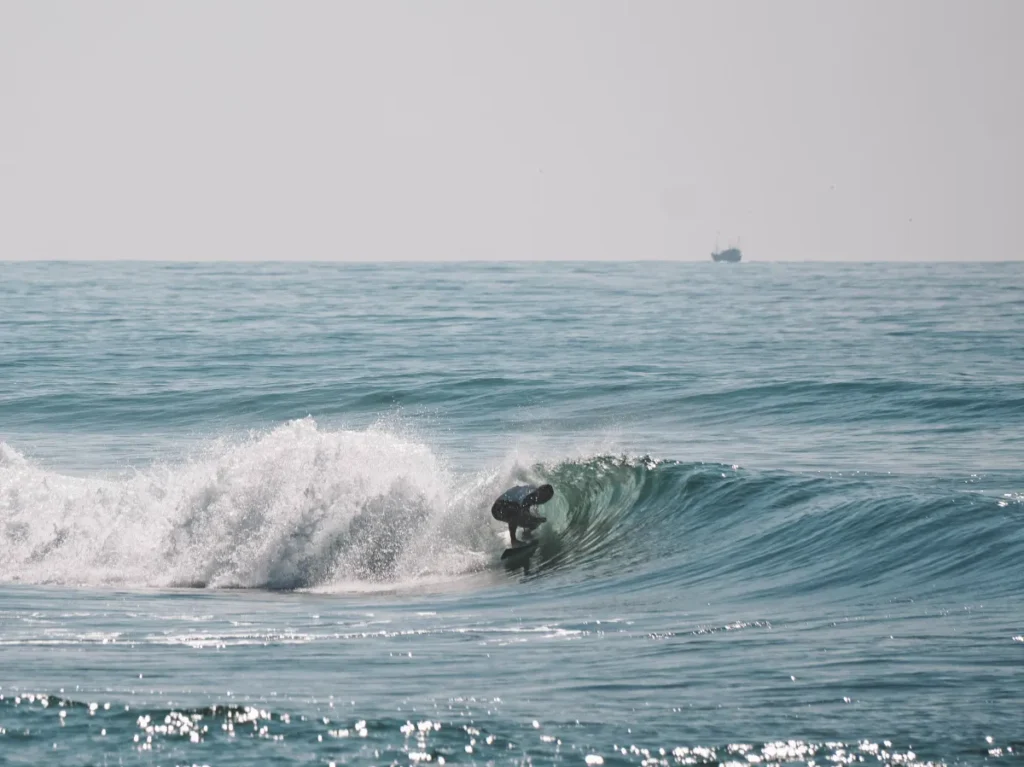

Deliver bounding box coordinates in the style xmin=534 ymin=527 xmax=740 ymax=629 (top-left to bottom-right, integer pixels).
xmin=6 ymin=688 xmax=1009 ymax=766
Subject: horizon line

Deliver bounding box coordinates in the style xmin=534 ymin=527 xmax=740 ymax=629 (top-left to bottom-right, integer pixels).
xmin=2 ymin=258 xmax=1021 ymax=265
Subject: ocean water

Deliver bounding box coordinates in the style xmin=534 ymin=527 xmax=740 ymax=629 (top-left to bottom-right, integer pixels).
xmin=0 ymin=261 xmax=1022 ymax=766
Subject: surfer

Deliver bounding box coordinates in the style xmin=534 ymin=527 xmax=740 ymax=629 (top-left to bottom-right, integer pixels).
xmin=491 ymin=484 xmax=554 ymax=545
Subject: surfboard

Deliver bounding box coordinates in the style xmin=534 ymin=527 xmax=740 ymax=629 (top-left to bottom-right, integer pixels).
xmin=500 ymin=539 xmax=539 ymax=561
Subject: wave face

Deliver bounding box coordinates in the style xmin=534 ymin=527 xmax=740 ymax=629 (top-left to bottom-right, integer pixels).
xmin=534 ymin=457 xmax=1024 ymax=602
xmin=3 ymin=421 xmax=1020 ymax=601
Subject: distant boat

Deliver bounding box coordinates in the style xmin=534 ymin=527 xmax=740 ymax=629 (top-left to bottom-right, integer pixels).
xmin=711 ymin=246 xmax=742 ymax=263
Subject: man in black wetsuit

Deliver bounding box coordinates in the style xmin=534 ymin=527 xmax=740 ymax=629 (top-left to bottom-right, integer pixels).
xmin=491 ymin=484 xmax=554 ymax=544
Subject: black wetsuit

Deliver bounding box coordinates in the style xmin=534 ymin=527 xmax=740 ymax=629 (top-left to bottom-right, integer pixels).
xmin=491 ymin=484 xmax=553 ymax=543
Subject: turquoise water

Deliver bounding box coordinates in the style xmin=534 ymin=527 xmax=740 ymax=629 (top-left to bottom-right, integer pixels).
xmin=1 ymin=261 xmax=1022 ymax=765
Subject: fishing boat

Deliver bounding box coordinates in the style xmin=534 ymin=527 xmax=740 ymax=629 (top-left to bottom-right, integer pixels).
xmin=711 ymin=236 xmax=742 ymax=262
xmin=711 ymin=246 xmax=742 ymax=262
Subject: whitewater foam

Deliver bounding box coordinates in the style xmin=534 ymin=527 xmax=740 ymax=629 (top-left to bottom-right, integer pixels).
xmin=0 ymin=419 xmax=519 ymax=590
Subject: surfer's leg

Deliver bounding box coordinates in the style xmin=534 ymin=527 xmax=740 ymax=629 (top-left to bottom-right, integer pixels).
xmin=508 ymin=522 xmax=518 ymax=544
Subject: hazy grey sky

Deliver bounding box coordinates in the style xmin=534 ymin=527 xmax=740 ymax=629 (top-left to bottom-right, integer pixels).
xmin=2 ymin=1 xmax=1021 ymax=261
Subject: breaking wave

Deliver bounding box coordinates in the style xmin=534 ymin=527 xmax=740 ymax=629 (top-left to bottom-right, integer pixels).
xmin=1 ymin=419 xmax=1020 ymax=598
